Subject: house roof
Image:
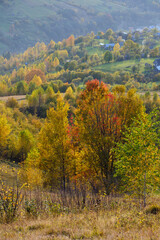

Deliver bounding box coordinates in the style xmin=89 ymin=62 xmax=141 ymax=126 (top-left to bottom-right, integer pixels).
xmin=149 ymin=25 xmax=155 ymax=29
xmin=105 ymin=43 xmax=115 ymax=48
xmin=156 ymin=66 xmax=160 ymax=71
xmin=154 ymin=59 xmax=160 ymax=66
xmin=95 ymin=36 xmax=101 ymax=39
xmin=119 ymin=42 xmax=124 ymax=47
xmin=154 ymin=59 xmax=160 ymax=71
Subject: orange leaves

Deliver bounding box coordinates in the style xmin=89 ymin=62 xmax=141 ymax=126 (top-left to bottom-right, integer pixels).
xmin=85 ymin=79 xmax=100 ymax=91
xmin=78 ymin=79 xmax=121 ymax=137
xmin=79 ymin=79 xmax=109 ymax=108
xmin=76 ymin=79 xmax=123 ymax=192
xmin=25 ymin=69 xmax=46 ymax=84
xmin=85 ymin=79 xmax=108 ymax=94
xmin=67 ymin=120 xmax=80 ymax=149
xmin=65 ymin=35 xmax=75 ymax=47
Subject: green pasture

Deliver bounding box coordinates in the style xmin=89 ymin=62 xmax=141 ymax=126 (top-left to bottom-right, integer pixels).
xmin=95 ymin=39 xmax=109 ymax=44
xmin=94 ymin=58 xmax=156 ymax=73
xmin=86 ymin=46 xmax=104 ymax=56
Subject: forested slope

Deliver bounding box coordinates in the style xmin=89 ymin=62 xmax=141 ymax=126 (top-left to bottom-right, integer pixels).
xmin=1 ymin=0 xmax=160 ymax=54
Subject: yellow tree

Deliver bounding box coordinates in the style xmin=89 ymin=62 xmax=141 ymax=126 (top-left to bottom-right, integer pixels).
xmin=0 ymin=115 xmax=11 ymax=154
xmin=53 ymin=57 xmax=59 ymax=68
xmin=112 ymin=86 xmax=144 ymax=128
xmin=64 ymin=86 xmax=75 ymax=103
xmin=45 ymin=86 xmax=56 ymax=105
xmin=46 ymin=86 xmax=55 ymax=98
xmin=20 ymin=148 xmax=43 ymax=189
xmin=115 ymin=115 xmax=160 ymax=207
xmin=113 ymin=43 xmax=120 ymax=60
xmin=16 ymin=129 xmax=34 ymax=162
xmin=31 ymin=75 xmax=42 ymax=87
xmin=38 ymin=97 xmax=70 ymax=192
xmin=48 ymin=40 xmax=56 ymax=51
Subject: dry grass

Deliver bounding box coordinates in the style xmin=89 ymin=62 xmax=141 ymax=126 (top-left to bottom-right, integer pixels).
xmin=0 ymin=195 xmax=160 ymax=240
xmin=0 ymin=95 xmax=26 ymax=102
xmin=0 ymin=162 xmax=160 ymax=239
xmin=0 ymin=160 xmax=19 ymax=186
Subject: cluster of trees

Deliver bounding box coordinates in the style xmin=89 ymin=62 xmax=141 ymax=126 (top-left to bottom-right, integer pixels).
xmin=1 ymin=26 xmax=160 ymax=214
xmin=2 ymin=27 xmax=160 ymax=99
xmin=4 ymin=80 xmax=155 ymax=207
xmin=0 ymin=103 xmax=40 ymax=162
xmin=1 ymin=66 xmax=160 ymax=98
xmin=1 ymin=79 xmax=160 ymax=207
xmin=104 ymin=40 xmax=141 ymax=63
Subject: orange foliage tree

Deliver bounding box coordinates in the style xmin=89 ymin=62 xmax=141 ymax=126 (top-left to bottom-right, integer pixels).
xmin=76 ymin=80 xmax=144 ymax=194
xmin=66 ymin=35 xmax=75 ymax=47
xmin=77 ymin=79 xmax=122 ymax=193
xmin=25 ymin=69 xmax=46 ymax=84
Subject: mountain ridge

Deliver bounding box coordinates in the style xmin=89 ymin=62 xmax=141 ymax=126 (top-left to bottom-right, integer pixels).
xmin=0 ymin=0 xmax=160 ymax=54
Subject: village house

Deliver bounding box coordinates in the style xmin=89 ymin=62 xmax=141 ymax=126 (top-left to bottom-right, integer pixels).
xmin=104 ymin=43 xmax=115 ymax=50
xmin=153 ymin=58 xmax=160 ymax=71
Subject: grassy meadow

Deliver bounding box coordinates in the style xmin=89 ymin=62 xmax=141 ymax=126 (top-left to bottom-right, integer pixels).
xmin=0 ymin=161 xmax=160 ymax=240
xmin=0 ymin=194 xmax=160 ymax=239
xmin=93 ymin=58 xmax=156 ymax=73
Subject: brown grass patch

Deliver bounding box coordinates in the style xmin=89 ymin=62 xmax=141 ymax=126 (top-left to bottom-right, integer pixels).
xmin=0 ymin=196 xmax=160 ymax=239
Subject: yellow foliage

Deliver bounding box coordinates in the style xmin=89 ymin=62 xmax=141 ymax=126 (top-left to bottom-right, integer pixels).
xmin=20 ymin=148 xmax=43 ymax=189
xmin=0 ymin=115 xmax=11 ymax=149
xmin=31 ymin=75 xmax=42 ymax=86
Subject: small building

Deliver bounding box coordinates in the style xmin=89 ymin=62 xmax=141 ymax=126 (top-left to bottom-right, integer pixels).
xmin=154 ymin=32 xmax=160 ymax=38
xmin=117 ymin=31 xmax=128 ymax=40
xmin=136 ymin=28 xmax=144 ymax=33
xmin=156 ymin=26 xmax=160 ymax=31
xmin=104 ymin=43 xmax=115 ymax=50
xmin=95 ymin=36 xmax=101 ymax=39
xmin=119 ymin=42 xmax=124 ymax=48
xmin=153 ymin=59 xmax=160 ymax=71
xmin=149 ymin=25 xmax=155 ymax=30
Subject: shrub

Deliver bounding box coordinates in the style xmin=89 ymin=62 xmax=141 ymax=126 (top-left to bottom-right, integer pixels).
xmin=0 ymin=183 xmax=24 ymax=223
xmin=146 ymin=205 xmax=160 ymax=215
xmin=24 ymin=199 xmax=38 ymax=217
xmin=6 ymin=97 xmax=19 ymax=108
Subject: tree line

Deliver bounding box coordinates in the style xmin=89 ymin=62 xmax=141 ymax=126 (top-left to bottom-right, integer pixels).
xmin=0 ymin=80 xmax=155 ymax=207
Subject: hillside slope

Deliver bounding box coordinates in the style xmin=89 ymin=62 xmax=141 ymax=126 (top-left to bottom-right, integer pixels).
xmin=0 ymin=0 xmax=160 ymax=54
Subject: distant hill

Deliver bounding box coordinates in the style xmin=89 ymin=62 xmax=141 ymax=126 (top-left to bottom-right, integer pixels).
xmin=1 ymin=0 xmax=160 ymax=54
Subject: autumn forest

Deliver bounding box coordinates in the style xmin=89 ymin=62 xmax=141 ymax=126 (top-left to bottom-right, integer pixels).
xmin=1 ymin=26 xmax=160 ymax=239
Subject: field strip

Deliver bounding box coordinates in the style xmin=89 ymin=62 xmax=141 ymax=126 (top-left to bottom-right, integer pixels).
xmin=0 ymin=95 xmax=26 ymax=102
